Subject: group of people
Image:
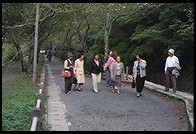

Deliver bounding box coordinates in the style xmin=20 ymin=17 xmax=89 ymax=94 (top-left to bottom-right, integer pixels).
xmin=63 ymin=48 xmax=180 ymax=97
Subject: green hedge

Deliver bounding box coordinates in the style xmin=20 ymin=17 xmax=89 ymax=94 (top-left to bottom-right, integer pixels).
xmin=2 ymin=43 xmax=17 ymax=66
xmin=2 ymin=78 xmax=37 ymax=131
xmin=2 ymin=62 xmax=46 ymax=131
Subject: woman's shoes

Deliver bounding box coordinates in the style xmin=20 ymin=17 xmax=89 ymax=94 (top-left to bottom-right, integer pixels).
xmin=137 ymin=93 xmax=142 ymax=97
xmin=93 ymin=90 xmax=98 ymax=94
xmin=77 ymin=88 xmax=82 ymax=91
xmin=112 ymin=87 xmax=121 ymax=94
xmin=65 ymin=91 xmax=71 ymax=94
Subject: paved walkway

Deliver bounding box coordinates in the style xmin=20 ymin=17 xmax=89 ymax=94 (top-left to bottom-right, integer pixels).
xmin=45 ymin=57 xmax=193 ymax=131
xmin=46 ymin=64 xmax=69 ymax=131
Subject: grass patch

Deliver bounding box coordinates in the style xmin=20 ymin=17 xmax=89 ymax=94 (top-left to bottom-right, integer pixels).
xmin=2 ymin=78 xmax=38 ymax=131
xmin=2 ymin=62 xmax=44 ymax=131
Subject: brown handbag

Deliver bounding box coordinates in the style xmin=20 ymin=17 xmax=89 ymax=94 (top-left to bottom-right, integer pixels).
xmin=61 ymin=70 xmax=71 ymax=78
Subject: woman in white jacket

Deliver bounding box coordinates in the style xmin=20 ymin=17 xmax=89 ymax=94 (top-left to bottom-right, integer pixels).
xmin=132 ymin=54 xmax=147 ymax=97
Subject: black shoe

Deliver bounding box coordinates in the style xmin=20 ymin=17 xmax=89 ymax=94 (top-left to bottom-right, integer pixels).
xmin=77 ymin=88 xmax=82 ymax=91
xmin=164 ymin=89 xmax=169 ymax=92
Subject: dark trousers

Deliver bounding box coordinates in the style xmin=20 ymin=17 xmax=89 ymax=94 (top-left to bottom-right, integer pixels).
xmin=165 ymin=68 xmax=177 ymax=92
xmin=64 ymin=77 xmax=73 ymax=93
xmin=136 ymin=75 xmax=145 ymax=93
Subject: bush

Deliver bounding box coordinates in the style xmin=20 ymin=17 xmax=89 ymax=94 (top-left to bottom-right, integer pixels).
xmin=53 ymin=50 xmax=67 ymax=60
xmin=2 ymin=62 xmax=44 ymax=131
xmin=2 ymin=43 xmax=17 ymax=66
xmin=2 ymin=78 xmax=37 ymax=131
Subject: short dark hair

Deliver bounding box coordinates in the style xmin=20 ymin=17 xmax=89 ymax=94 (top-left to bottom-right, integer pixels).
xmin=93 ymin=52 xmax=99 ymax=58
xmin=137 ymin=54 xmax=142 ymax=59
xmin=78 ymin=53 xmax=84 ymax=58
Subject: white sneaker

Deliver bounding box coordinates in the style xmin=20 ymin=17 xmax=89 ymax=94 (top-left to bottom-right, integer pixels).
xmin=114 ymin=86 xmax=118 ymax=90
xmin=94 ymin=90 xmax=98 ymax=94
xmin=137 ymin=93 xmax=140 ymax=97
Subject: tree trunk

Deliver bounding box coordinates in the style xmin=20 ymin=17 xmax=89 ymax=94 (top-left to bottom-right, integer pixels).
xmin=104 ymin=12 xmax=110 ymax=61
xmin=27 ymin=44 xmax=34 ymax=72
xmin=14 ymin=41 xmax=26 ymax=72
xmin=7 ymin=29 xmax=26 ymax=72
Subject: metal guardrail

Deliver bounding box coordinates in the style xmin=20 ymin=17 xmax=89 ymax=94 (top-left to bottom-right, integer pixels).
xmin=30 ymin=65 xmax=46 ymax=131
xmin=30 ymin=89 xmax=43 ymax=131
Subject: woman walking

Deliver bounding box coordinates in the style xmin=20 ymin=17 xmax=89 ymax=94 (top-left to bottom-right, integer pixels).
xmin=74 ymin=53 xmax=85 ymax=91
xmin=111 ymin=56 xmax=125 ymax=94
xmin=90 ymin=53 xmax=103 ymax=93
xmin=64 ymin=52 xmax=74 ymax=94
xmin=104 ymin=51 xmax=118 ymax=92
xmin=105 ymin=50 xmax=113 ymax=88
xmin=132 ymin=54 xmax=147 ymax=97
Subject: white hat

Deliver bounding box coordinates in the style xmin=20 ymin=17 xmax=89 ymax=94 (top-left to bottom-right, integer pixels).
xmin=168 ymin=48 xmax=174 ymax=55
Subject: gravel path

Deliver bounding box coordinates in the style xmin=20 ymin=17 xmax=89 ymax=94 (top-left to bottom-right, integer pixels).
xmin=46 ymin=57 xmax=190 ymax=131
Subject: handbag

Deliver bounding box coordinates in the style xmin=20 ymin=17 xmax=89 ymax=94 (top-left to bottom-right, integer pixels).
xmin=132 ymin=79 xmax=136 ymax=88
xmin=60 ymin=70 xmax=71 ymax=78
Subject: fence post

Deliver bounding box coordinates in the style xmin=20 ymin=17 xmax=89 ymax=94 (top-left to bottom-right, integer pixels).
xmin=126 ymin=66 xmax=129 ymax=80
xmin=35 ymin=89 xmax=43 ymax=101
xmin=31 ymin=107 xmax=41 ymax=131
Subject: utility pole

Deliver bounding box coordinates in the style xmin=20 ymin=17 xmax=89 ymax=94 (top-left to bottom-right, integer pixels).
xmin=33 ymin=3 xmax=40 ymax=83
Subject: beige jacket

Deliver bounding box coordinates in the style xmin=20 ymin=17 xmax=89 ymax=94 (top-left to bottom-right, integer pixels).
xmin=111 ymin=62 xmax=125 ymax=81
xmin=132 ymin=59 xmax=147 ymax=79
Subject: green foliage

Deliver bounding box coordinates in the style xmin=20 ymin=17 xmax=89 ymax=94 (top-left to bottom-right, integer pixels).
xmin=2 ymin=43 xmax=17 ymax=66
xmin=3 ymin=3 xmax=193 ymax=94
xmin=2 ymin=62 xmax=44 ymax=131
xmin=53 ymin=50 xmax=67 ymax=60
xmin=2 ymin=78 xmax=37 ymax=131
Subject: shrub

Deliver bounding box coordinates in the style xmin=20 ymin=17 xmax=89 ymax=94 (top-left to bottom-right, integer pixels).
xmin=2 ymin=43 xmax=17 ymax=66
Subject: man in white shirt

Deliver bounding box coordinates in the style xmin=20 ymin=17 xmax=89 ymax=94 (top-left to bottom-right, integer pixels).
xmin=164 ymin=48 xmax=179 ymax=93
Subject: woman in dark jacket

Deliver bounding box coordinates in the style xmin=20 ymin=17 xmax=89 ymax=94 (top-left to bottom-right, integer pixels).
xmin=90 ymin=53 xmax=103 ymax=93
xmin=64 ymin=52 xmax=74 ymax=94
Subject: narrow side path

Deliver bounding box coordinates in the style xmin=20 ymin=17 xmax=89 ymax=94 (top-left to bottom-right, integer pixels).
xmin=46 ymin=63 xmax=69 ymax=131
